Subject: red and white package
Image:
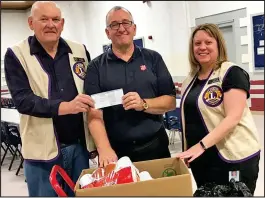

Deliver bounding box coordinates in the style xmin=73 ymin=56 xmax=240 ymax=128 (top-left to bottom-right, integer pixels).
xmin=79 ymin=174 xmax=94 ymax=189
xmin=103 ymin=163 xmax=119 ymax=186
xmin=91 ymin=163 xmax=119 ymax=187
xmin=79 ymin=156 xmax=150 ymax=189
xmin=104 ymin=163 xmax=116 ymax=175
xmin=91 ymin=168 xmax=105 ymax=187
xmin=114 ymin=156 xmax=140 ymax=184
xmin=104 ymin=170 xmax=119 ymax=186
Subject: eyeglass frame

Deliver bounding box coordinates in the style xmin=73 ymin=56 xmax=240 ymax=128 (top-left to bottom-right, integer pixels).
xmin=107 ymin=20 xmax=134 ymax=30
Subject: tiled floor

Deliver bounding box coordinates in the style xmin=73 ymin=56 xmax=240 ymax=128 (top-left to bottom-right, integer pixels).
xmin=1 ymin=112 xmax=264 ymax=196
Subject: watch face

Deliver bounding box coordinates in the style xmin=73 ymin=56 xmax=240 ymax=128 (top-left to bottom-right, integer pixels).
xmin=143 ymin=103 xmax=148 ymax=109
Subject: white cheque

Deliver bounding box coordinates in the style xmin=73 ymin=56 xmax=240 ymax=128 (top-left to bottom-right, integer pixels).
xmin=91 ymin=88 xmax=124 ymax=109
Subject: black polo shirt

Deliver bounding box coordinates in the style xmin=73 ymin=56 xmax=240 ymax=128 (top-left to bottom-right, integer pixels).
xmin=84 ymin=45 xmax=176 ymax=147
xmin=4 ymin=35 xmax=91 ymax=145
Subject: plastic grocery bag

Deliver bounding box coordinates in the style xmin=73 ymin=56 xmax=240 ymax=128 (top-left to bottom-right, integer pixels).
xmin=193 ymin=179 xmax=253 ymax=197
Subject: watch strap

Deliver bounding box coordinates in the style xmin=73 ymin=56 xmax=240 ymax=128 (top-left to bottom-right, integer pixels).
xmin=199 ymin=141 xmax=207 ymax=150
xmin=142 ymin=99 xmax=147 ymax=111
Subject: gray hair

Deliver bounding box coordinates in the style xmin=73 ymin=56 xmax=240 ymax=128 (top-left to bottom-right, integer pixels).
xmin=105 ymin=6 xmax=134 ymax=27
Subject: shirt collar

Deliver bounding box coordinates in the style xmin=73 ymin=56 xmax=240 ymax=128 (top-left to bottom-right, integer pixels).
xmin=107 ymin=43 xmax=141 ymax=61
xmin=29 ymin=35 xmax=72 ymax=55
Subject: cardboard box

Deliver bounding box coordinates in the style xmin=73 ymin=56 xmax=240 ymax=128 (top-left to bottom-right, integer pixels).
xmin=74 ymin=157 xmax=193 ymax=196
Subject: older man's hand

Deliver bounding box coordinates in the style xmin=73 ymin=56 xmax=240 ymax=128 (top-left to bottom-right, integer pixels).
xmin=58 ymin=94 xmax=95 ymax=115
xmin=68 ymin=94 xmax=95 ymax=114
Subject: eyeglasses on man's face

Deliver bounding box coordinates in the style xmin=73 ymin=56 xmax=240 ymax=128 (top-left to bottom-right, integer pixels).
xmin=108 ymin=20 xmax=133 ymax=30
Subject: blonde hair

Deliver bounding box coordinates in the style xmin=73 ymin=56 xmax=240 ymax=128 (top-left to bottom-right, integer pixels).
xmin=188 ymin=23 xmax=228 ymax=75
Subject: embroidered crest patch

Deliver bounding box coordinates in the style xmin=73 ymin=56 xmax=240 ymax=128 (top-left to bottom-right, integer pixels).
xmin=73 ymin=62 xmax=86 ymax=80
xmin=202 ymin=85 xmax=223 ymax=107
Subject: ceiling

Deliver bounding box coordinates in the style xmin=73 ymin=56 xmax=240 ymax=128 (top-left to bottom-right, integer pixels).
xmin=1 ymin=1 xmax=35 ymax=10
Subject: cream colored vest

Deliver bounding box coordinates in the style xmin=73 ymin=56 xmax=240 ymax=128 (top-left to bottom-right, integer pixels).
xmin=181 ymin=62 xmax=260 ymax=162
xmin=10 ymin=38 xmax=96 ymax=161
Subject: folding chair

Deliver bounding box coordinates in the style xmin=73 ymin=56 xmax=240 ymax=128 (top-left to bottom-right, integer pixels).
xmin=164 ymin=107 xmax=182 ymax=145
xmin=1 ymin=122 xmax=16 ymax=165
xmin=7 ymin=124 xmax=24 ymax=175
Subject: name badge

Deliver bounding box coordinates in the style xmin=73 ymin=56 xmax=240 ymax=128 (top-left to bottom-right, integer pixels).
xmin=229 ymin=170 xmax=240 ymax=182
xmin=208 ymin=77 xmax=220 ymax=84
xmin=74 ymin=57 xmax=85 ymax=62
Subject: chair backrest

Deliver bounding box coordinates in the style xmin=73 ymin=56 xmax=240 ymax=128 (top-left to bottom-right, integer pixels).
xmin=9 ymin=124 xmax=21 ymax=144
xmin=8 ymin=124 xmax=20 ymax=137
xmin=1 ymin=122 xmax=6 ymax=141
xmin=164 ymin=107 xmax=181 ymax=130
xmin=1 ymin=122 xmax=21 ymax=146
xmin=1 ymin=122 xmax=9 ymax=137
xmin=164 ymin=112 xmax=170 ymax=129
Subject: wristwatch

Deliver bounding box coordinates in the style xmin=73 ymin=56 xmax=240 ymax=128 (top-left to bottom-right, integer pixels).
xmin=142 ymin=99 xmax=149 ymax=111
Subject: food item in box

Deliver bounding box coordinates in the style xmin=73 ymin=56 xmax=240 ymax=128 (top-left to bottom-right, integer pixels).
xmin=92 ymin=178 xmax=105 ymax=187
xmin=91 ymin=167 xmax=105 ymax=180
xmin=139 ymin=171 xmax=153 ymax=181
xmin=79 ymin=156 xmax=150 ymax=189
xmin=114 ymin=156 xmax=140 ymax=184
xmin=114 ymin=156 xmax=134 ymax=171
xmin=79 ymin=174 xmax=94 ymax=189
xmin=91 ymin=168 xmax=105 ymax=187
xmin=116 ymin=166 xmax=136 ymax=184
xmin=83 ymin=183 xmax=94 ymax=189
xmin=104 ymin=170 xmax=119 ymax=186
xmin=91 ymin=163 xmax=118 ymax=187
xmin=104 ymin=163 xmax=116 ymax=175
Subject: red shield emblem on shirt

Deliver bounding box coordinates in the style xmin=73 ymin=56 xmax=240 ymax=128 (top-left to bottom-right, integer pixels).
xmin=140 ymin=65 xmax=146 ymax=71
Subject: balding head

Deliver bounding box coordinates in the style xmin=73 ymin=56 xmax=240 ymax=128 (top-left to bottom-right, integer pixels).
xmin=30 ymin=1 xmax=62 ymax=18
xmin=28 ymin=1 xmax=64 ymax=46
xmin=105 ymin=6 xmax=136 ymax=50
xmin=106 ymin=6 xmax=134 ymax=27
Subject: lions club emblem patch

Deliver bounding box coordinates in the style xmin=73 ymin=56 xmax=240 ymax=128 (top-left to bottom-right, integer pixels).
xmin=203 ymin=85 xmax=223 ymax=107
xmin=73 ymin=62 xmax=86 ymax=80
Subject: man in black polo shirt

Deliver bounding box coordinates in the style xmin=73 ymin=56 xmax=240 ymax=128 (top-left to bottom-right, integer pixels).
xmin=85 ymin=6 xmax=176 ymax=167
xmin=4 ymin=1 xmax=95 ymax=196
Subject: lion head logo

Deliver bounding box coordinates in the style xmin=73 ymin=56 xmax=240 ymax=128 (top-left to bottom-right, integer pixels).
xmin=203 ymin=85 xmax=223 ymax=107
xmin=73 ymin=62 xmax=86 ymax=80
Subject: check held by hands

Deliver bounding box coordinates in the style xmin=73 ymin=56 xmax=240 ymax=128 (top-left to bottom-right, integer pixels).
xmin=58 ymin=93 xmax=95 ymax=115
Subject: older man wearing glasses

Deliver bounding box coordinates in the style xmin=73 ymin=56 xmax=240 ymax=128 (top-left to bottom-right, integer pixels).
xmin=84 ymin=6 xmax=176 ymax=167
